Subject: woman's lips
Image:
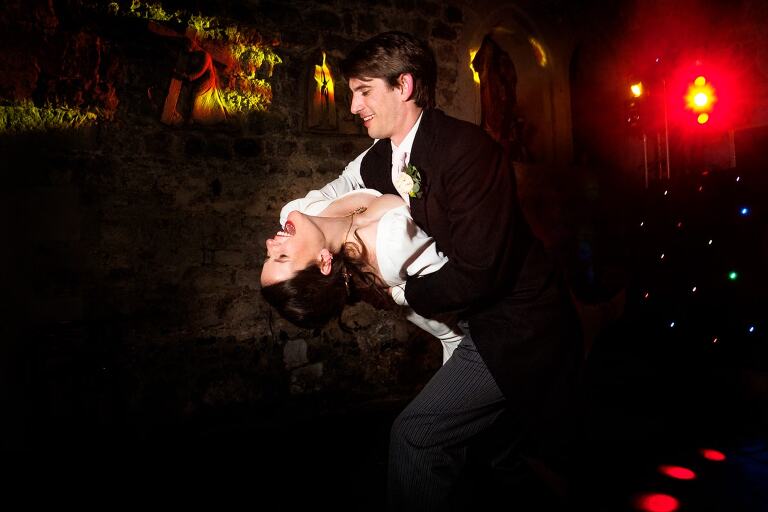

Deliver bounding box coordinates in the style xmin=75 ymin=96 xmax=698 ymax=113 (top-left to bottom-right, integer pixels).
xmin=276 ymin=220 xmax=296 ymax=237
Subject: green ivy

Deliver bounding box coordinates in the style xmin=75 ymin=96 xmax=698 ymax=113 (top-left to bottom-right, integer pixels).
xmin=0 ymin=100 xmax=100 ymax=133
xmin=114 ymin=1 xmax=282 ymax=115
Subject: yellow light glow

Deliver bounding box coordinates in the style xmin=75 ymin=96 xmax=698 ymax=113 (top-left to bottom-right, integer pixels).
xmin=630 ymin=82 xmax=643 ymax=97
xmin=685 ymin=76 xmax=716 ymax=113
xmin=694 ymin=92 xmax=708 ymax=107
xmin=698 ymin=113 xmax=709 ymax=124
xmin=313 ymin=52 xmax=335 ymax=104
xmin=528 ymin=37 xmax=547 ymax=67
xmin=469 ymin=49 xmax=480 ymax=84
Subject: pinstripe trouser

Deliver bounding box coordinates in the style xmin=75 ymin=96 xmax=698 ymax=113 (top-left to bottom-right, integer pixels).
xmin=387 ymin=328 xmax=516 ymax=511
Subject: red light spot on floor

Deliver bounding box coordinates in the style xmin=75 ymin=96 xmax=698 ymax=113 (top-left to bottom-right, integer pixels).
xmin=700 ymin=448 xmax=726 ymax=461
xmin=658 ymin=465 xmax=696 ymax=480
xmin=634 ymin=493 xmax=680 ymax=512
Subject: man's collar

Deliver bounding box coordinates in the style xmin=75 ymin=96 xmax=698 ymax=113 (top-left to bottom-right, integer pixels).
xmin=391 ymin=110 xmax=424 ymax=155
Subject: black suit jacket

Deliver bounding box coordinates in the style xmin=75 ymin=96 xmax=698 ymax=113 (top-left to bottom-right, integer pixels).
xmin=361 ymin=109 xmax=582 ymax=425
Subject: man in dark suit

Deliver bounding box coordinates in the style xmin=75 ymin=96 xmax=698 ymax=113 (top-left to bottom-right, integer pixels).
xmin=279 ymin=31 xmax=583 ymax=511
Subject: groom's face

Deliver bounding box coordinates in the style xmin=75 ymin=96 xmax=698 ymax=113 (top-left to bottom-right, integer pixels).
xmin=349 ymin=76 xmax=408 ymax=143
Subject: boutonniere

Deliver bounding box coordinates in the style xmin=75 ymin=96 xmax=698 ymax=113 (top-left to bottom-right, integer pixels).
xmin=394 ymin=163 xmax=423 ymax=199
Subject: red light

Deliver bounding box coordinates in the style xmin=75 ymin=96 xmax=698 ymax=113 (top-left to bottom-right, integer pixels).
xmin=634 ymin=493 xmax=680 ymax=512
xmin=666 ymin=57 xmax=745 ymax=131
xmin=658 ymin=465 xmax=697 ymax=480
xmin=700 ymin=448 xmax=726 ymax=461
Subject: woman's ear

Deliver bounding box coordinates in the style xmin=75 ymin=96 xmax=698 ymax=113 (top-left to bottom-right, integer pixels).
xmin=319 ymin=249 xmax=334 ymax=276
xmin=399 ymin=73 xmax=414 ymax=101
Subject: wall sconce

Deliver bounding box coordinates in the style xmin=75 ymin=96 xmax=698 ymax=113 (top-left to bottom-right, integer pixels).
xmin=469 ymin=49 xmax=480 ymax=84
xmin=307 ymin=51 xmax=337 ymax=130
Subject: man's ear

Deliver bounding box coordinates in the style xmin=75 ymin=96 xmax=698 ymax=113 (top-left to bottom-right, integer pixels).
xmin=399 ymin=73 xmax=415 ymax=102
xmin=319 ymin=248 xmax=334 ymax=276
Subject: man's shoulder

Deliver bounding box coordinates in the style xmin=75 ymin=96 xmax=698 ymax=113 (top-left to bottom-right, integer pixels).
xmin=423 ymin=109 xmax=495 ymax=149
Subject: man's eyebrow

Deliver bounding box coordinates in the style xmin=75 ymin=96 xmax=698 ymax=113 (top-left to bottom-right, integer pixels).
xmin=350 ymin=81 xmax=372 ymax=92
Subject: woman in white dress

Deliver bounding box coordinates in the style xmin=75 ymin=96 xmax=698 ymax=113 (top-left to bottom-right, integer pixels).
xmin=260 ymin=190 xmax=462 ymax=363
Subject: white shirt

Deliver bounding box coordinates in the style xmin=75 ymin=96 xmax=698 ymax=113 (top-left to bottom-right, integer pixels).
xmin=390 ymin=112 xmax=423 ymax=205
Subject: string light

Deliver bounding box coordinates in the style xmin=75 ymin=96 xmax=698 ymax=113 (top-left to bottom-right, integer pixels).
xmin=634 ymin=163 xmax=757 ymax=428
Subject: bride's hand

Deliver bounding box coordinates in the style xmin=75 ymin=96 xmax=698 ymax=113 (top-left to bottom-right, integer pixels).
xmin=390 ymin=284 xmax=408 ymax=306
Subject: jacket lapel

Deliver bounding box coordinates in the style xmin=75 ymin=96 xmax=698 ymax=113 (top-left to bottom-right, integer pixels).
xmin=359 ymin=109 xmax=444 ymax=224
xmin=408 ymin=109 xmax=440 ymax=227
xmin=361 ymin=138 xmax=399 ymax=196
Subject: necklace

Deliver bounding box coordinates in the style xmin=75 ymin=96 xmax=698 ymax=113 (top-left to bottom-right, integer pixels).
xmin=345 ymin=206 xmax=368 ymax=217
xmin=341 ymin=206 xmax=368 ymax=293
xmin=344 ymin=206 xmax=366 ymax=245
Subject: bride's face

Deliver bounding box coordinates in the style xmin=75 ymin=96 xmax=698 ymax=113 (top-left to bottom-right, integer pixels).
xmin=261 ymin=211 xmax=328 ymax=286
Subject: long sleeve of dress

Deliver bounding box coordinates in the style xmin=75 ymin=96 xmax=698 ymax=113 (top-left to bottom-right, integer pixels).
xmin=376 ymin=205 xmax=463 ymax=363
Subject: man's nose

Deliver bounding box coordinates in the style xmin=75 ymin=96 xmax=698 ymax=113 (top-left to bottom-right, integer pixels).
xmin=350 ymin=94 xmax=361 ymax=115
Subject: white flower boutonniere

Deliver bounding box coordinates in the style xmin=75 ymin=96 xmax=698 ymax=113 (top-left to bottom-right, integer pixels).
xmin=395 ymin=163 xmax=423 ymax=198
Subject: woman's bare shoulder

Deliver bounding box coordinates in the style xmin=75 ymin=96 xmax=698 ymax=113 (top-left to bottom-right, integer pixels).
xmin=320 ymin=190 xmax=380 ymax=217
xmin=368 ymin=194 xmax=406 ymax=215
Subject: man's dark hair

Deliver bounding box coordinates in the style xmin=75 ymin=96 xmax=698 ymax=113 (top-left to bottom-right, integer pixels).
xmin=341 ymin=31 xmax=437 ymax=109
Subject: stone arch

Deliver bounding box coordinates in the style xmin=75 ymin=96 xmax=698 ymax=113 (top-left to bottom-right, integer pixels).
xmin=464 ymin=5 xmax=573 ymax=165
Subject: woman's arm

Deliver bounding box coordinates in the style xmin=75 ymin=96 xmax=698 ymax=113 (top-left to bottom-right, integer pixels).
xmin=377 ymin=206 xmax=465 ymax=364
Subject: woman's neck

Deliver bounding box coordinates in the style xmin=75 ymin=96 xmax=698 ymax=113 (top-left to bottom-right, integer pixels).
xmin=313 ymin=215 xmax=365 ymax=254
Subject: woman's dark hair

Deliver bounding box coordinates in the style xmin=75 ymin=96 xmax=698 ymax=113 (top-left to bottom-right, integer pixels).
xmin=341 ymin=31 xmax=437 ymax=109
xmin=261 ymin=232 xmax=388 ymax=329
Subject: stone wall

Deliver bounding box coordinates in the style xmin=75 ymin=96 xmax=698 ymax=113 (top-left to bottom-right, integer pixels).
xmin=2 ymin=0 xmax=475 ymax=447
xmin=9 ymin=0 xmax=766 ymax=449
